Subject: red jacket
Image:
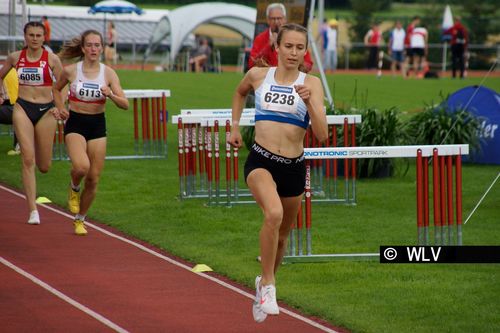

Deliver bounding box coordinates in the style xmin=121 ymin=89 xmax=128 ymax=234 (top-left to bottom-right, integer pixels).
xmin=404 ymin=23 xmax=415 ymax=48
xmin=248 ymin=29 xmax=313 ymax=72
xmin=444 ymin=22 xmax=468 ymax=47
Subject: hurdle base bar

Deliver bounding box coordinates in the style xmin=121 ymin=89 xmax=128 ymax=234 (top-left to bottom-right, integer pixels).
xmin=53 ymin=154 xmax=169 ymax=162
xmin=283 ymin=253 xmax=380 ymax=263
xmin=105 ymin=155 xmax=167 ymax=160
xmin=311 ymin=198 xmax=357 ymax=205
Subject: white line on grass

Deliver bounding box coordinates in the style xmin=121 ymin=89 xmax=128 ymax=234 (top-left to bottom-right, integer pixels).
xmin=0 ymin=256 xmax=129 ymax=333
xmin=0 ymin=185 xmax=340 ymax=333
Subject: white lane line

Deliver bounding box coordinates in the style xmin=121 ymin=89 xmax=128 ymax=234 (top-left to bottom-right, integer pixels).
xmin=0 ymin=256 xmax=129 ymax=333
xmin=0 ymin=185 xmax=340 ymax=333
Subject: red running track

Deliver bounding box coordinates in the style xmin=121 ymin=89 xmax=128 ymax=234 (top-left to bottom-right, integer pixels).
xmin=0 ymin=184 xmax=342 ymax=333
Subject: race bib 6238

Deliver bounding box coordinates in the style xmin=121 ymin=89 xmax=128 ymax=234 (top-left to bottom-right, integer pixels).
xmin=260 ymin=84 xmax=300 ymax=114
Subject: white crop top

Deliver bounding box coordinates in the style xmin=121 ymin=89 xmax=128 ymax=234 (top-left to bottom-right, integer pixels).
xmin=254 ymin=67 xmax=309 ymax=129
xmin=69 ymin=62 xmax=107 ymax=104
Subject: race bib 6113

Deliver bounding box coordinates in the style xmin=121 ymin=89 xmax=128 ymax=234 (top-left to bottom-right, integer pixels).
xmin=76 ymin=82 xmax=103 ymax=101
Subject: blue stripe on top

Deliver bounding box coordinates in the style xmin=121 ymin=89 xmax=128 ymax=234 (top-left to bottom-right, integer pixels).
xmin=255 ymin=67 xmax=309 ymax=129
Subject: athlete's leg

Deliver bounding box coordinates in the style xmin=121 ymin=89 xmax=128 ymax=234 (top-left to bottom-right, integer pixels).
xmin=274 ymin=195 xmax=303 ymax=273
xmin=13 ymin=105 xmax=37 ymax=212
xmin=65 ymin=133 xmax=90 ymax=188
xmin=247 ymin=168 xmax=282 ymax=286
xmin=413 ymin=55 xmax=422 ymax=76
xmin=390 ymin=59 xmax=396 ymax=76
xmin=33 ymin=111 xmax=57 ymax=173
xmin=399 ymin=60 xmax=405 ymax=77
xmin=79 ymin=137 xmax=107 ymax=216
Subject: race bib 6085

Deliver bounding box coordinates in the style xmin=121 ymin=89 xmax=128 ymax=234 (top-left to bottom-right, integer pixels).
xmin=17 ymin=67 xmax=44 ymax=85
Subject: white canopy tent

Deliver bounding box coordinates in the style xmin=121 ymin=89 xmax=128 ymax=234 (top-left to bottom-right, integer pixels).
xmin=144 ymin=2 xmax=256 ymax=65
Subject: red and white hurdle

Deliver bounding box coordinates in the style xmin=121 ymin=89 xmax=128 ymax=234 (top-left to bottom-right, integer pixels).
xmin=53 ymin=89 xmax=170 ymax=160
xmin=173 ymin=109 xmax=361 ymax=206
xmin=285 ymin=144 xmax=469 ymax=263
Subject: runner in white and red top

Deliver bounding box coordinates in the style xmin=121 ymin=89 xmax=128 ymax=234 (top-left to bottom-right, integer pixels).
xmin=409 ymin=25 xmax=428 ymax=78
xmin=403 ymin=16 xmax=421 ymax=77
xmin=54 ymin=29 xmax=129 ymax=236
xmin=0 ymin=21 xmax=63 ymax=225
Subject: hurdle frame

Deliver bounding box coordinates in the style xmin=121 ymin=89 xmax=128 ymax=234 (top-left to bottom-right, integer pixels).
xmin=173 ymin=109 xmax=361 ymax=206
xmin=53 ymin=89 xmax=170 ymax=160
xmin=284 ymin=144 xmax=469 ymax=263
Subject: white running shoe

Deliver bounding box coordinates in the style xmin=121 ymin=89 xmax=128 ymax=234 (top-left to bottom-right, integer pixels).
xmin=252 ymin=276 xmax=267 ymax=323
xmin=260 ymin=284 xmax=279 ymax=315
xmin=27 ymin=210 xmax=40 ymax=225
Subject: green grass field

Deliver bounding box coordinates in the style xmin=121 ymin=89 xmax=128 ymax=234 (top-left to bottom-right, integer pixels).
xmin=1 ymin=71 xmax=499 ymax=333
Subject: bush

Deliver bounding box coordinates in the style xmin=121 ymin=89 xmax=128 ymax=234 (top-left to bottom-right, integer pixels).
xmin=357 ymin=107 xmax=408 ymax=178
xmin=243 ymin=96 xmax=481 ymax=179
xmin=405 ymin=103 xmax=482 ymax=153
xmin=332 ymin=106 xmax=408 ymax=178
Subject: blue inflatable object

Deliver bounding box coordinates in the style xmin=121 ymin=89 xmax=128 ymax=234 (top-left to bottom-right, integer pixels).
xmin=446 ymin=86 xmax=500 ymax=164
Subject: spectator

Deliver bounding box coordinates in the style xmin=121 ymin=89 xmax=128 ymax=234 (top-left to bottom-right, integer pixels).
xmin=364 ymin=23 xmax=382 ymax=69
xmin=0 ymin=68 xmax=20 ymax=155
xmin=248 ymin=3 xmax=313 ymax=73
xmin=404 ymin=16 xmax=420 ymax=77
xmin=105 ymin=21 xmax=117 ymax=65
xmin=444 ymin=17 xmax=468 ymax=78
xmin=388 ymin=20 xmax=406 ymax=77
xmin=189 ymin=38 xmax=212 ymax=72
xmin=323 ymin=19 xmax=338 ymax=73
xmin=409 ymin=23 xmax=428 ymax=78
xmin=316 ymin=18 xmax=328 ymax=59
xmin=41 ymin=16 xmax=51 ymax=49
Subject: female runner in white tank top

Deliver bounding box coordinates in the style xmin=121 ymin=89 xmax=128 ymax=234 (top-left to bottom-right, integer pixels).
xmin=53 ymin=30 xmax=128 ymax=236
xmin=229 ymin=23 xmax=328 ymax=322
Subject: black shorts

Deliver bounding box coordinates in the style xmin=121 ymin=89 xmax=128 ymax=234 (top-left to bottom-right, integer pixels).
xmin=64 ymin=110 xmax=106 ymax=141
xmin=411 ymin=48 xmax=425 ymax=57
xmin=16 ymin=98 xmax=54 ymax=125
xmin=244 ymin=142 xmax=305 ymax=197
xmin=0 ymin=101 xmax=14 ymax=124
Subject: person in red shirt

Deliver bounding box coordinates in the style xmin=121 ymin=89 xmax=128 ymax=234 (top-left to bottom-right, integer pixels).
xmin=0 ymin=21 xmax=63 ymax=225
xmin=41 ymin=16 xmax=51 ymax=48
xmin=363 ymin=23 xmax=383 ymax=69
xmin=444 ymin=17 xmax=468 ymax=78
xmin=248 ymin=3 xmax=313 ymax=73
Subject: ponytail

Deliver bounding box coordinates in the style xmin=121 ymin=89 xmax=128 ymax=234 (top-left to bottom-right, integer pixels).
xmin=58 ymin=30 xmax=103 ymax=61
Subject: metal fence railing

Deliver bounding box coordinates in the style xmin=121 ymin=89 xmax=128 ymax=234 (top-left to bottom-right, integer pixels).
xmin=339 ymin=42 xmax=500 ymax=71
